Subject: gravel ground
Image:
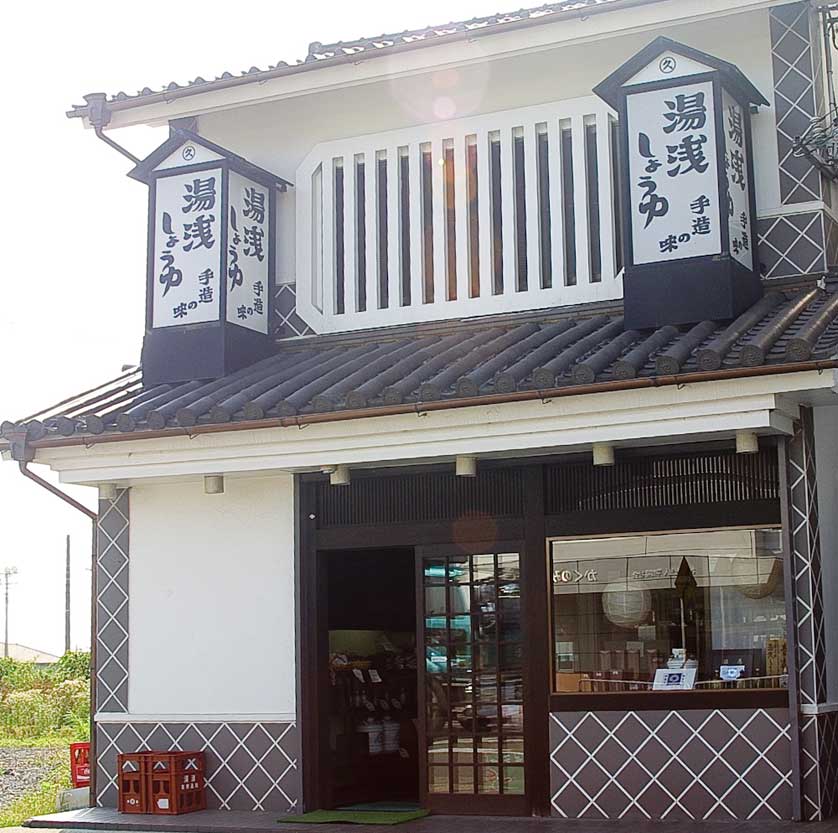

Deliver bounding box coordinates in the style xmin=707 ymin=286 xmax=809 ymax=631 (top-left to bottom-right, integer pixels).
xmin=0 ymin=748 xmax=60 ymax=809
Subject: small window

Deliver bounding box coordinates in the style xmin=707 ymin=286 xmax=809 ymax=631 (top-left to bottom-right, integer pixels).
xmin=549 ymin=527 xmax=786 ymax=695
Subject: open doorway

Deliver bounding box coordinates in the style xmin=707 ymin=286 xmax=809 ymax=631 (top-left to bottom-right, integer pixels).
xmin=324 ymin=548 xmax=419 ymax=809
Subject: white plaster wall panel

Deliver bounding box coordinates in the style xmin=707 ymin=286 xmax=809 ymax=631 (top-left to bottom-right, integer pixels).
xmin=199 ymin=10 xmax=776 ymax=287
xmin=814 ymin=404 xmax=838 ymax=704
xmin=127 ymin=474 xmax=296 ymax=716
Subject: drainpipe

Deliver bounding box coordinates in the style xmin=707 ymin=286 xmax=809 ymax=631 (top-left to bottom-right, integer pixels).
xmin=83 ymin=93 xmax=141 ymax=166
xmin=8 ymin=432 xmax=99 ymax=807
xmin=17 ymin=461 xmax=97 ymax=521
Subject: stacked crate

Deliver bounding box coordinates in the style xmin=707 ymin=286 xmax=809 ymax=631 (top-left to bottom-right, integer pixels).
xmin=117 ymin=751 xmax=206 ymax=815
xmin=117 ymin=753 xmax=148 ymax=813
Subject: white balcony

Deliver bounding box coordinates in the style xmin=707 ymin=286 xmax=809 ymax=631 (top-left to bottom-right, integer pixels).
xmin=295 ymin=95 xmax=623 ymax=333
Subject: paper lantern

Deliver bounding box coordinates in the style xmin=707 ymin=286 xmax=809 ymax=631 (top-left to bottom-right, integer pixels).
xmin=602 ymin=582 xmax=652 ymax=629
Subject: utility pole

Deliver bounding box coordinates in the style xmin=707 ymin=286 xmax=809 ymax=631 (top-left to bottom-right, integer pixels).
xmin=65 ymin=535 xmax=71 ymax=655
xmin=2 ymin=567 xmax=18 ymax=658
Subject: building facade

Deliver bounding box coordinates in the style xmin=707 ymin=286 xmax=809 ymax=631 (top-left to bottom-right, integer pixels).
xmin=5 ymin=0 xmax=838 ymax=823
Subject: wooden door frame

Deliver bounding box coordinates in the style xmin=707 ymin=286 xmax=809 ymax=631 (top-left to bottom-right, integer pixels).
xmin=416 ymin=540 xmax=531 ymax=816
xmin=299 ymin=534 xmax=425 ymax=812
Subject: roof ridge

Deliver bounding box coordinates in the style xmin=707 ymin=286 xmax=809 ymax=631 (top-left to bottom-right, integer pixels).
xmin=68 ymin=0 xmax=648 ymax=119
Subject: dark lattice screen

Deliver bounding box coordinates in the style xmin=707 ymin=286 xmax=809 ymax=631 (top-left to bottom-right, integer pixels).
xmin=316 ymin=468 xmax=524 ymax=528
xmin=545 ymin=448 xmax=778 ymax=514
xmin=315 ymin=449 xmax=778 ymax=528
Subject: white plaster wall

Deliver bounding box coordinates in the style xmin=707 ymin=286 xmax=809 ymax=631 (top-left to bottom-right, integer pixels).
xmin=127 ymin=473 xmax=296 ymax=716
xmin=199 ymin=9 xmax=777 ymax=286
xmin=814 ymin=405 xmax=838 ymax=704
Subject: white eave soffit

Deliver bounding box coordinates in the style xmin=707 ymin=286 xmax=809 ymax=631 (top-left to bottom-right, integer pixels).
xmin=101 ymin=0 xmax=787 ymax=130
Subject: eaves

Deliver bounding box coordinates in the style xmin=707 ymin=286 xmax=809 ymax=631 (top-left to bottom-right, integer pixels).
xmin=66 ymin=0 xmax=786 ymax=130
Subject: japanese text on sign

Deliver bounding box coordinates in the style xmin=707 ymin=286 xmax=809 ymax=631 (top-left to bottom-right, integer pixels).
xmin=627 ymin=80 xmax=721 ymax=265
xmin=226 ymin=171 xmax=269 ymax=334
xmin=152 ymin=170 xmax=222 ymax=328
xmin=723 ymin=91 xmax=752 ymax=269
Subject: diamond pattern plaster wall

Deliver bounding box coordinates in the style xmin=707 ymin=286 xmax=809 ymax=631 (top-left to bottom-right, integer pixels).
xmin=801 ymin=711 xmax=838 ymax=821
xmin=758 ymin=211 xmax=827 ymax=278
xmin=788 ymin=409 xmax=827 ymax=710
xmin=759 ymin=3 xmax=835 ymax=281
xmin=96 ymin=489 xmax=130 ymax=713
xmin=96 ymin=721 xmax=300 ymax=812
xmin=274 ymin=283 xmax=314 ymax=339
xmin=549 ymin=709 xmax=792 ymax=820
xmin=787 ymin=408 xmax=837 ymax=820
xmin=770 ymin=3 xmax=823 ymax=205
xmin=824 ymin=212 xmax=838 ymax=269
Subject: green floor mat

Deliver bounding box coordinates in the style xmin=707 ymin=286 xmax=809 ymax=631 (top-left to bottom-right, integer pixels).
xmin=278 ymin=809 xmax=429 ymax=825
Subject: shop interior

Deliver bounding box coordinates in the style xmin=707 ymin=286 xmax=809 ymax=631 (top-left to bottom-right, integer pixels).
xmin=325 ymin=548 xmax=419 ymax=809
xmin=551 ymin=528 xmax=788 ymax=693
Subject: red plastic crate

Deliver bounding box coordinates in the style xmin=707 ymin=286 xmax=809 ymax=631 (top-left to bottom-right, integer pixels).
xmin=117 ymin=753 xmax=149 ymax=814
xmin=148 ymin=768 xmax=207 ymax=815
xmin=70 ymin=742 xmax=90 ymax=788
xmin=146 ymin=751 xmax=205 ymax=775
xmin=117 ymin=752 xmax=206 ymax=816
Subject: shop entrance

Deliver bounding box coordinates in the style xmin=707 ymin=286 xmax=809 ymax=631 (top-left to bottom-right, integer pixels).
xmin=300 ymin=468 xmax=546 ymax=816
xmin=319 ymin=543 xmax=528 ymax=816
xmin=324 ymin=548 xmax=420 ymax=809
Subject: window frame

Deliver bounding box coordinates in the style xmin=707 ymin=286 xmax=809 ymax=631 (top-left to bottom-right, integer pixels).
xmin=546 ymin=523 xmax=790 ymax=712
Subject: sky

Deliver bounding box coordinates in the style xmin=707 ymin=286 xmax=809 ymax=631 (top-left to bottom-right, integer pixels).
xmin=0 ymin=0 xmax=502 ymax=656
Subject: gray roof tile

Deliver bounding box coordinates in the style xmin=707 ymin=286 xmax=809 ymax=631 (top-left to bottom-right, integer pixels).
xmin=5 ymin=279 xmax=838 ymax=445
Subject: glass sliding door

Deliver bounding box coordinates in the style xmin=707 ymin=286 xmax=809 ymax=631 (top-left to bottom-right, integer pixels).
xmin=417 ymin=545 xmax=527 ymax=814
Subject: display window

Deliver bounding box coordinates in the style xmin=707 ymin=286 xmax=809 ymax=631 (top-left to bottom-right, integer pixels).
xmin=549 ymin=528 xmax=787 ymax=695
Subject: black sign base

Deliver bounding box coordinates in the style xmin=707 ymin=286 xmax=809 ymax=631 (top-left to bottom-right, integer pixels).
xmin=141 ymin=322 xmax=274 ymax=387
xmin=622 ymin=256 xmax=763 ymax=331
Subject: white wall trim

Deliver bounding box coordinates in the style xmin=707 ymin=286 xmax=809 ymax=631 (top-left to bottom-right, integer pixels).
xmin=800 ymin=703 xmax=838 ymax=716
xmin=94 ymin=712 xmax=297 ymax=723
xmin=758 ymin=200 xmax=837 ymax=223
xmin=31 ymin=370 xmax=837 ymax=485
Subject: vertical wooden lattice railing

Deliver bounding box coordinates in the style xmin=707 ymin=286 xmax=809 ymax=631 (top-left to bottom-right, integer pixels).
xmin=296 ymin=96 xmax=624 ymax=333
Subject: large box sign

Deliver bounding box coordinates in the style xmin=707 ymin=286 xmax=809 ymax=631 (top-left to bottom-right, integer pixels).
xmin=626 ymin=80 xmax=721 ymax=265
xmin=130 ymin=130 xmax=290 ymax=385
xmin=151 ymin=168 xmax=223 ymax=329
xmin=595 ymin=38 xmax=768 ymax=330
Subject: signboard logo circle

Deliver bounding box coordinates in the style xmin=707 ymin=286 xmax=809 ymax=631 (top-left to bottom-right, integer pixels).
xmin=659 ymin=56 xmax=677 ymax=75
xmin=182 ymin=145 xmax=196 ymax=161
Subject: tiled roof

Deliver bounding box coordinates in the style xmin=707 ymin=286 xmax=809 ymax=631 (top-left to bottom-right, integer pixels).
xmin=67 ymin=0 xmax=638 ymax=119
xmin=4 ymin=280 xmax=838 ymax=446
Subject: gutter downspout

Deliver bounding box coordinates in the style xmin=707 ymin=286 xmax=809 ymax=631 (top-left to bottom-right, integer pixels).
xmin=17 ymin=461 xmax=97 ymax=521
xmin=84 ymin=94 xmax=141 ymax=166
xmin=11 ymin=438 xmax=99 ymax=808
